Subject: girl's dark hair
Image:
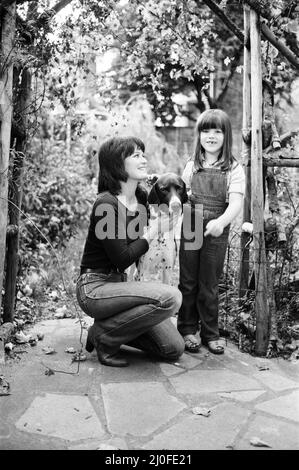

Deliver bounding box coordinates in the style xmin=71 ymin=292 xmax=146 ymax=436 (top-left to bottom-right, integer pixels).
xmin=193 ymin=109 xmax=234 ymax=171
xmin=97 ymin=136 xmax=145 ymax=195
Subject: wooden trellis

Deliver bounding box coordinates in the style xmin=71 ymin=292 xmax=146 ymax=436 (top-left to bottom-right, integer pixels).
xmin=239 ymin=5 xmax=299 ymax=356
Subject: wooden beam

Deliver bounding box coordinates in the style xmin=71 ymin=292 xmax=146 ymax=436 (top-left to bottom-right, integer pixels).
xmin=0 ymin=2 xmax=16 ymax=318
xmin=239 ymin=4 xmax=251 ymax=299
xmin=250 ymin=9 xmax=270 ymax=356
xmin=263 ymin=157 xmax=299 ymax=168
xmin=264 ymin=129 xmax=299 ymax=153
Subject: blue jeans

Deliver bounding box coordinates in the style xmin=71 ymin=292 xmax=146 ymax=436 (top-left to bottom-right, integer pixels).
xmin=178 ymin=220 xmax=229 ymax=342
xmin=76 ymin=273 xmax=184 ymax=360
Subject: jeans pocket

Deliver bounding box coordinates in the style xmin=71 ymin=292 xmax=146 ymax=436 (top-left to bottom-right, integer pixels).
xmin=76 ymin=273 xmax=106 ymax=299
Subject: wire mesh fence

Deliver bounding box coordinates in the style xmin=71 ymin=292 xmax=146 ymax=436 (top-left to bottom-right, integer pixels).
xmin=218 ymin=225 xmax=299 ymax=356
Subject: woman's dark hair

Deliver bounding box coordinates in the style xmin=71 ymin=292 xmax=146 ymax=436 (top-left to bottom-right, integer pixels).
xmin=193 ymin=109 xmax=234 ymax=171
xmin=97 ymin=136 xmax=145 ymax=195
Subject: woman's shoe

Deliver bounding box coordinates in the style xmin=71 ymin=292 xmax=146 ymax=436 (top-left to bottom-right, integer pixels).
xmin=183 ymin=334 xmax=201 ymax=353
xmin=85 ymin=325 xmax=129 ymax=367
xmin=85 ymin=327 xmax=95 ymax=353
xmin=96 ymin=347 xmax=129 ymax=367
xmin=202 ymin=339 xmax=224 ymax=355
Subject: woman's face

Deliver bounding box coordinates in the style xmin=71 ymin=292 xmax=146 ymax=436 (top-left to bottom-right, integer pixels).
xmin=124 ymin=147 xmax=148 ymax=181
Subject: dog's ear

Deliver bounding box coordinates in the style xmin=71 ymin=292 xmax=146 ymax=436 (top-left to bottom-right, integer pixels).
xmin=148 ymin=182 xmax=160 ymax=204
xmin=181 ymin=181 xmax=189 ymax=204
xmin=136 ymin=183 xmax=148 ymax=206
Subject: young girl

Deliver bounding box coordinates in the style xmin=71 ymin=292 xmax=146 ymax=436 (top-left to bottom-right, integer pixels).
xmin=76 ymin=136 xmax=184 ymax=367
xmin=178 ymin=109 xmax=245 ymax=354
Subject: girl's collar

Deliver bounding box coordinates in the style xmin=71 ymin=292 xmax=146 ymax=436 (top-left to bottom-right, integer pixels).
xmin=202 ymin=156 xmax=223 ymax=167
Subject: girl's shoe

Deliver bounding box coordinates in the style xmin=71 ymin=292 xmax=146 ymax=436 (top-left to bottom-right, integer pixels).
xmin=183 ymin=334 xmax=201 ymax=353
xmin=202 ymin=339 xmax=224 ymax=355
xmin=85 ymin=325 xmax=129 ymax=367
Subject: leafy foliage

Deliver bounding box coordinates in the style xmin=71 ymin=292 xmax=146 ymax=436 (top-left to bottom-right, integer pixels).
xmin=18 ymin=137 xmax=94 ymax=269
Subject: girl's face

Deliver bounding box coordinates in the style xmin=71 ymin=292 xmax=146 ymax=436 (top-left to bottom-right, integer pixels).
xmin=124 ymin=147 xmax=148 ymax=181
xmin=200 ymin=127 xmax=224 ymax=156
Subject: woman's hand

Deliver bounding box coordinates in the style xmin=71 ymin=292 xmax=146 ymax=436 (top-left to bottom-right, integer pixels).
xmin=204 ymin=218 xmax=225 ymax=237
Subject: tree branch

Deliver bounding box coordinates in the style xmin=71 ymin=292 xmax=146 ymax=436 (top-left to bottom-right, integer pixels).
xmin=51 ymin=0 xmax=73 ymax=15
xmin=260 ymin=21 xmax=299 ymax=71
xmin=35 ymin=0 xmax=74 ymax=28
xmin=2 ymin=0 xmax=35 ymax=7
xmin=199 ymin=0 xmax=244 ymax=43
xmin=201 ymin=0 xmax=299 ymax=71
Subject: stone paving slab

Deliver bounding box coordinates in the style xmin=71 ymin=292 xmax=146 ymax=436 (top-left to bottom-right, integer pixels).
xmin=255 ymin=390 xmax=299 ymax=423
xmin=2 ymin=318 xmax=299 ymax=450
xmin=218 ymin=390 xmax=266 ymax=402
xmin=89 ymin=351 xmax=162 ymax=387
xmin=7 ymin=361 xmax=92 ymax=396
xmin=252 ymin=371 xmax=299 ymax=391
xmin=142 ymin=403 xmax=250 ymax=450
xmin=15 ymin=393 xmax=104 ymax=441
xmin=169 ymin=370 xmax=264 ymax=395
xmin=101 ymin=382 xmax=186 ymax=436
xmin=173 ymin=353 xmax=203 ymax=369
xmin=236 ymin=415 xmax=299 ymax=450
xmin=0 ymin=419 xmax=11 ymax=439
xmin=0 ymin=430 xmax=68 ymax=450
xmin=159 ymin=363 xmax=186 ymax=377
xmin=68 ymin=437 xmax=128 ymax=450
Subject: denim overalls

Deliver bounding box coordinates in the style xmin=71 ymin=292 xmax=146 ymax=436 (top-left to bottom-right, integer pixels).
xmin=178 ymin=167 xmax=229 ymax=342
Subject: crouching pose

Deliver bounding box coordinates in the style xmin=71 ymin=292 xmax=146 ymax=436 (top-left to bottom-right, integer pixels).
xmin=76 ymin=136 xmax=184 ymax=367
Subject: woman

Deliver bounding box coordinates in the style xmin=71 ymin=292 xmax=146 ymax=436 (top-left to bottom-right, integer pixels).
xmin=76 ymin=136 xmax=185 ymax=367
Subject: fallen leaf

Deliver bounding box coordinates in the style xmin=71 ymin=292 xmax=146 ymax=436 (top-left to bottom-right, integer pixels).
xmin=289 ymin=350 xmax=299 ymax=362
xmin=54 ymin=305 xmax=68 ymax=319
xmin=250 ymin=437 xmax=272 ymax=448
xmin=0 ymin=375 xmax=10 ymax=396
xmin=45 ymin=368 xmax=55 ymax=376
xmin=65 ymin=347 xmax=76 ymax=354
xmin=192 ymin=406 xmax=211 ymax=417
xmin=42 ymin=346 xmax=56 ymax=355
xmin=14 ymin=331 xmax=31 ymax=344
xmin=257 ymin=365 xmax=270 ymax=371
xmin=97 ymin=444 xmax=120 ymax=450
xmin=72 ymin=352 xmax=87 ymax=362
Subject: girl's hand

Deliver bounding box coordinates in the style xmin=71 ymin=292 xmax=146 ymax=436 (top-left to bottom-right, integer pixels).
xmin=204 ymin=219 xmax=225 ymax=237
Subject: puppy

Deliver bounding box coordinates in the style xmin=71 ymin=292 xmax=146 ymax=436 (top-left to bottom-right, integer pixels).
xmin=135 ymin=173 xmax=188 ymax=285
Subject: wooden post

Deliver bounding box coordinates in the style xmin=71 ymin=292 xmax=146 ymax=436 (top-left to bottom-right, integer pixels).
xmin=250 ymin=9 xmax=270 ymax=356
xmin=3 ymin=69 xmax=32 ymax=323
xmin=0 ymin=2 xmax=16 ymax=318
xmin=239 ymin=4 xmax=251 ymax=298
